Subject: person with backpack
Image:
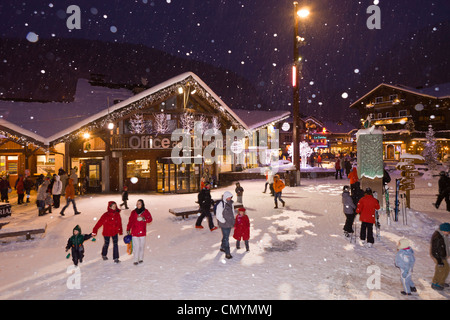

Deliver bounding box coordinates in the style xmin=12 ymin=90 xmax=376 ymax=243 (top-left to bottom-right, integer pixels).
xmin=195 ymin=182 xmax=217 ymax=231
xmin=216 ymin=191 xmax=235 ymax=259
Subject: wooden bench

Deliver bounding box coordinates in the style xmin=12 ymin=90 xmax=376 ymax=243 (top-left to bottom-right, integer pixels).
xmin=169 ymin=203 xmax=244 ymax=219
xmin=0 ymin=224 xmax=47 ymax=241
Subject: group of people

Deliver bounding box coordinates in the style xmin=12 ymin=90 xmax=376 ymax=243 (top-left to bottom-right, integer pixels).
xmin=342 ymin=165 xmax=450 ymax=294
xmin=262 ymin=168 xmax=286 ymax=209
xmin=335 ymin=155 xmax=354 ymax=180
xmin=0 ymin=174 xmax=34 ymax=204
xmin=66 ymin=199 xmax=153 ymax=266
xmin=195 ymin=180 xmax=250 ymax=260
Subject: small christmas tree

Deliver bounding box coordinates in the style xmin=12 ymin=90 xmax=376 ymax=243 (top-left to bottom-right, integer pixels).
xmin=423 ymin=125 xmax=439 ymax=170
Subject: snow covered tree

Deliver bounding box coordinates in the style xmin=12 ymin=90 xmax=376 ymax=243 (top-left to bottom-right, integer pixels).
xmin=422 ymin=125 xmax=439 ymax=170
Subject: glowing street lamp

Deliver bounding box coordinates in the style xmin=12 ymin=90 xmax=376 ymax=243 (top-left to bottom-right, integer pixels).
xmin=292 ymin=1 xmax=310 ymax=183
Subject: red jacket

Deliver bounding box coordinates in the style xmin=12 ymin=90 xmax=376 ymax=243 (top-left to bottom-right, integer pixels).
xmin=348 ymin=168 xmax=358 ymax=185
xmin=233 ymin=214 xmax=250 ymax=241
xmin=127 ymin=208 xmax=153 ymax=237
xmin=335 ymin=159 xmax=341 ymax=170
xmin=92 ymin=201 xmax=123 ymax=237
xmin=356 ymin=195 xmax=380 ymax=224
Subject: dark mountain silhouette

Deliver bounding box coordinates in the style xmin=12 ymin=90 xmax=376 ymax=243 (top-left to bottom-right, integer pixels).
xmin=0 ymin=37 xmax=267 ymax=110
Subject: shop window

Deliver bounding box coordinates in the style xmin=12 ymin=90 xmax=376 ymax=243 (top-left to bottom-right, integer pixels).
xmin=127 ymin=160 xmax=151 ymax=178
xmin=398 ymin=110 xmax=407 ymax=117
xmin=0 ymin=156 xmax=6 ymax=173
xmin=36 ymin=154 xmax=55 ymax=175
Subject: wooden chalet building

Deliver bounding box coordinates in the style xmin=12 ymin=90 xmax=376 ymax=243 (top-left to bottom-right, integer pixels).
xmin=0 ymin=72 xmax=254 ymax=194
xmin=350 ymin=83 xmax=450 ymax=160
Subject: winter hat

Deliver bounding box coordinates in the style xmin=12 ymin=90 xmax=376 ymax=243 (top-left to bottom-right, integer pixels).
xmin=439 ymin=223 xmax=450 ymax=232
xmin=238 ymin=208 xmax=246 ymax=212
xmin=397 ymin=238 xmax=410 ymax=250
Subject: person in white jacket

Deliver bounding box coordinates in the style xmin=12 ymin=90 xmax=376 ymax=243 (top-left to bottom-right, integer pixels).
xmin=52 ymin=175 xmax=63 ymax=209
xmin=215 ymin=191 xmax=235 ymax=259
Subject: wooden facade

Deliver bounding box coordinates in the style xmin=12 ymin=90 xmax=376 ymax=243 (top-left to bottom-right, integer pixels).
xmin=350 ymin=83 xmax=450 ymax=160
xmin=0 ymin=73 xmax=249 ymax=193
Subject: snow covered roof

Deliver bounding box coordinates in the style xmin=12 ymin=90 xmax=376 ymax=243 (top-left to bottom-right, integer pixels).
xmin=0 ymin=78 xmax=134 ymax=143
xmin=349 ymin=82 xmax=450 ymax=109
xmin=232 ymin=109 xmax=291 ymax=130
xmin=0 ymin=118 xmax=47 ymax=147
xmin=0 ymin=72 xmax=251 ymax=145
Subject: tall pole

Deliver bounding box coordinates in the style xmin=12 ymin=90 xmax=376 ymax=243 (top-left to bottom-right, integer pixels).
xmin=293 ymin=2 xmax=301 ymax=175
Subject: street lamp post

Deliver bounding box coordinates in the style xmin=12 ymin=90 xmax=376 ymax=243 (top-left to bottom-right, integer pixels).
xmin=292 ymin=2 xmax=309 ymax=185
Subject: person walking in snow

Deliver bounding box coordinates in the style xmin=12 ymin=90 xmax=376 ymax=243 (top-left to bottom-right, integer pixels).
xmin=0 ymin=175 xmax=10 ymax=203
xmin=355 ymin=187 xmax=380 ymax=248
xmin=216 ymin=191 xmax=235 ymax=259
xmin=59 ymin=179 xmax=80 ymax=216
xmin=65 ymin=225 xmax=93 ymax=266
xmin=273 ymin=175 xmax=285 ymax=209
xmin=348 ymin=166 xmax=358 ymax=194
xmin=23 ymin=175 xmax=33 ymax=204
xmin=317 ymin=154 xmax=323 ymax=168
xmin=342 ymin=185 xmax=356 ymax=237
xmin=92 ymin=201 xmax=123 ymax=263
xmin=434 ymin=171 xmax=450 ymax=211
xmin=235 ymin=182 xmax=244 ymax=204
xmin=37 ymin=179 xmax=51 ymax=216
xmin=126 ymin=199 xmax=153 ymax=265
xmin=51 ymin=175 xmax=62 ymax=209
xmin=430 ymin=222 xmax=450 ymax=291
xmin=233 ymin=207 xmax=250 ymax=251
xmin=120 ymin=186 xmax=129 ymax=209
xmin=195 ymin=182 xmax=217 ymax=231
xmin=15 ymin=175 xmax=25 ymax=205
xmin=395 ymin=238 xmax=416 ymax=295
xmin=335 ymin=157 xmax=342 ymax=179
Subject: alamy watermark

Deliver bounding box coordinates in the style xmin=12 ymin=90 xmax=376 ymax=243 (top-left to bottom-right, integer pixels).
xmin=170 ymin=123 xmax=281 ymax=174
xmin=366 ymin=265 xmax=381 ymax=290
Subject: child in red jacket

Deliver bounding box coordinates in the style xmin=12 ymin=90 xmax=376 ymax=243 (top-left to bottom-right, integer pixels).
xmin=356 ymin=188 xmax=380 ymax=248
xmin=233 ymin=207 xmax=250 ymax=251
xmin=92 ymin=201 xmax=123 ymax=263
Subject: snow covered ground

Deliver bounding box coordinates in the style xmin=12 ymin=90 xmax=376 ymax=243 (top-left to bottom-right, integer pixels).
xmin=0 ymin=169 xmax=449 ymax=300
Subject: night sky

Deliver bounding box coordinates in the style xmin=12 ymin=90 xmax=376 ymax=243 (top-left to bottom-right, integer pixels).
xmin=1 ymin=0 xmax=449 ymax=123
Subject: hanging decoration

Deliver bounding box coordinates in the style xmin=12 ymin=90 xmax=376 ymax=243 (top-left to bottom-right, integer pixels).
xmin=48 ymin=75 xmax=244 ymax=147
xmin=129 ymin=113 xmax=146 ymax=134
xmin=180 ymin=111 xmax=195 ymax=132
xmin=154 ymin=112 xmax=170 ymax=135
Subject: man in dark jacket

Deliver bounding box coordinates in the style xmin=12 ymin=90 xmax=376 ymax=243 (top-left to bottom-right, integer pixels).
xmin=431 ymin=223 xmax=450 ymax=290
xmin=434 ymin=171 xmax=450 ymax=211
xmin=195 ymin=182 xmax=217 ymax=231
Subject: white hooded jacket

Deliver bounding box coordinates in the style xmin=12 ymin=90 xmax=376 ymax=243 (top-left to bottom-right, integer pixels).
xmin=52 ymin=175 xmax=63 ymax=195
xmin=215 ymin=191 xmax=235 ymax=227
